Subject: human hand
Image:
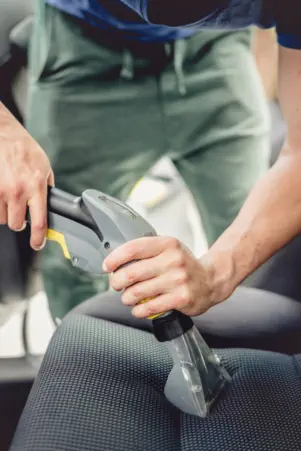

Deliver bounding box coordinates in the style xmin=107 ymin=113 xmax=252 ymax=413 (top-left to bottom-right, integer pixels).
xmin=103 ymin=236 xmax=218 ymax=319
xmin=0 ymin=104 xmax=54 ymax=250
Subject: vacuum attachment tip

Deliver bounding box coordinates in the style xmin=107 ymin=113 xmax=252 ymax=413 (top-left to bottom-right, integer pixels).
xmin=153 ymin=311 xmax=231 ymax=418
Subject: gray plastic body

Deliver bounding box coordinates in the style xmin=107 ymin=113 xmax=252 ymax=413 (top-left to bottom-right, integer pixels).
xmin=48 ymin=189 xmax=156 ymax=274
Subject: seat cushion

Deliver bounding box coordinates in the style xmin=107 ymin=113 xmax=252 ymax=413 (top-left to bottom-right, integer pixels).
xmin=10 ymin=313 xmax=301 ymax=451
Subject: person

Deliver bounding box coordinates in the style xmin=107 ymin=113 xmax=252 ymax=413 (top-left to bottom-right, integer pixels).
xmin=0 ymin=0 xmax=300 ymax=321
xmin=101 ymin=2 xmax=301 ymax=320
xmin=22 ymin=1 xmax=269 ymax=319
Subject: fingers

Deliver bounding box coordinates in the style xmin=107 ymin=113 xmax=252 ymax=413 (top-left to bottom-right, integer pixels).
xmin=108 ymin=244 xmax=187 ymax=291
xmin=0 ymin=108 xmax=54 ymax=246
xmin=7 ymin=193 xmax=27 ymax=231
xmin=131 ymin=288 xmax=203 ymax=319
xmin=28 ymin=188 xmax=48 ymax=251
xmin=122 ymin=275 xmax=168 ymax=306
xmin=131 ymin=293 xmax=176 ymax=319
xmin=104 ymin=236 xmax=179 ymax=273
xmin=48 ymin=170 xmax=55 ymax=187
xmin=109 ymin=252 xmax=175 ymax=291
xmin=29 ymin=173 xmax=53 ymax=249
xmin=105 ymin=236 xmax=211 ymax=318
xmin=0 ymin=199 xmax=7 ymax=225
xmin=121 ymin=269 xmax=188 ymax=306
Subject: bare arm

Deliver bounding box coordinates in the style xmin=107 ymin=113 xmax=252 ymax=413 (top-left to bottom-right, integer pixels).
xmin=104 ymin=45 xmax=301 ymax=319
xmin=0 ymin=103 xmax=54 ymax=250
xmin=206 ymin=46 xmax=301 ymax=301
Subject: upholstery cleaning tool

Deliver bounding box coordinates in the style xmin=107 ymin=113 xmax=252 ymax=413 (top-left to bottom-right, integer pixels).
xmin=27 ymin=187 xmax=231 ymax=417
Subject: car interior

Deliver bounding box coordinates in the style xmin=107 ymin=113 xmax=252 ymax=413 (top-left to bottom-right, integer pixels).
xmin=1 ymin=1 xmax=301 ymax=450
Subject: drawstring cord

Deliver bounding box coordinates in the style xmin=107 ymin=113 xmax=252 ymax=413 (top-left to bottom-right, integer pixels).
xmin=120 ymin=49 xmax=134 ymax=80
xmin=173 ymin=39 xmax=187 ymax=96
xmin=120 ymin=39 xmax=187 ymax=95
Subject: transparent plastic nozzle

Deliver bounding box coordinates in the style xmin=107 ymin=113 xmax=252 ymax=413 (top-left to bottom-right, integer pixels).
xmin=164 ymin=325 xmax=231 ymax=418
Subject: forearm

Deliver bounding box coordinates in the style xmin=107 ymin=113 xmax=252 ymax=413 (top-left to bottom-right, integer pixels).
xmin=0 ymin=102 xmax=27 ymax=140
xmin=205 ymin=151 xmax=301 ymax=300
xmin=206 ymin=45 xmax=301 ymax=302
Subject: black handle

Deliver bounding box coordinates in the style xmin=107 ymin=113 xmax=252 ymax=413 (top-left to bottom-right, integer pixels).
xmin=47 ymin=187 xmax=94 ymax=228
xmin=152 ymin=311 xmax=193 ymax=342
xmin=26 ymin=186 xmax=102 ymax=239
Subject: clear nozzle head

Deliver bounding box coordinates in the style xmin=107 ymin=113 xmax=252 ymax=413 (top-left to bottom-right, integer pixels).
xmin=164 ymin=325 xmax=231 ymax=417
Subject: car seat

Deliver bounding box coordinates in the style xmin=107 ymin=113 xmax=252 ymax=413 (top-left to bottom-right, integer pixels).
xmin=9 ymin=298 xmax=301 ymax=450
xmin=3 ymin=284 xmax=301 ymax=451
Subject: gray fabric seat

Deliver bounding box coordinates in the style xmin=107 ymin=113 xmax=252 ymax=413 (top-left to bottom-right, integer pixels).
xmin=73 ymin=288 xmax=301 ymax=354
xmin=10 ymin=309 xmax=301 ymax=451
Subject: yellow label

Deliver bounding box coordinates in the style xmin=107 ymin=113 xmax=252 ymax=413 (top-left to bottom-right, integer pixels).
xmin=139 ymin=298 xmax=164 ymax=320
xmin=47 ymin=229 xmax=71 ymax=260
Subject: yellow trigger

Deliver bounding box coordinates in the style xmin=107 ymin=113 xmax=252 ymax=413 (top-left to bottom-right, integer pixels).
xmin=46 ymin=229 xmax=71 ymax=260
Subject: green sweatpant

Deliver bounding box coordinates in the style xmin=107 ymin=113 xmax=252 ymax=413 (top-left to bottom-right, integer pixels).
xmin=27 ymin=2 xmax=270 ymax=320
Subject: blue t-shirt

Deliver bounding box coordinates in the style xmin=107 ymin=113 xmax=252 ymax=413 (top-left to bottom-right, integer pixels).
xmin=46 ymin=0 xmax=301 ymax=48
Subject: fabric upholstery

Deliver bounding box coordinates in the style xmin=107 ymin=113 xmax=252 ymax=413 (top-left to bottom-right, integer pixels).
xmin=10 ymin=311 xmax=301 ymax=450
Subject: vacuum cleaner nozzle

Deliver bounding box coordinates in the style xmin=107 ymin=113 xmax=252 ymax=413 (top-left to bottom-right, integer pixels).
xmin=153 ymin=311 xmax=231 ymax=418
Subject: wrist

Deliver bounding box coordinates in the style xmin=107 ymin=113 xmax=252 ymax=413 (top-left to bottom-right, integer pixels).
xmin=199 ymin=223 xmax=256 ymax=305
xmin=198 ymin=248 xmax=236 ymax=305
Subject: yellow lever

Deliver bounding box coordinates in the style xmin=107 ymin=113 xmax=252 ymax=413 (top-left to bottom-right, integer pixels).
xmin=46 ymin=229 xmax=71 ymax=260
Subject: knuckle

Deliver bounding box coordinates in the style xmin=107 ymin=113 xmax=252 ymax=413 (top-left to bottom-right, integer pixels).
xmin=32 ymin=218 xmax=47 ymax=231
xmin=175 ymin=292 xmax=185 ymax=305
xmin=186 ymin=293 xmax=194 ymax=307
xmin=111 ymin=281 xmax=119 ymax=291
xmin=0 ymin=182 xmax=9 ymax=195
xmin=187 ymin=296 xmax=194 ymax=308
xmin=165 ymin=236 xmax=181 ymax=250
xmin=33 ymin=170 xmax=47 ymax=187
xmin=127 ymin=289 xmax=141 ymax=303
xmin=173 ymin=249 xmax=186 ymax=268
xmin=9 ymin=183 xmax=22 ymax=200
xmin=175 ymin=269 xmax=189 ymax=285
xmin=129 ymin=287 xmax=139 ymax=301
xmin=144 ymin=304 xmax=158 ymax=316
xmin=126 ymin=270 xmax=136 ymax=284
xmin=178 ymin=286 xmax=191 ymax=305
xmin=109 ymin=276 xmax=119 ymax=291
xmin=126 ymin=242 xmax=137 ymax=260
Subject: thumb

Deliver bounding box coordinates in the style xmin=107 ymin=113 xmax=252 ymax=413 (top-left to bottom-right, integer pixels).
xmin=48 ymin=170 xmax=55 ymax=187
